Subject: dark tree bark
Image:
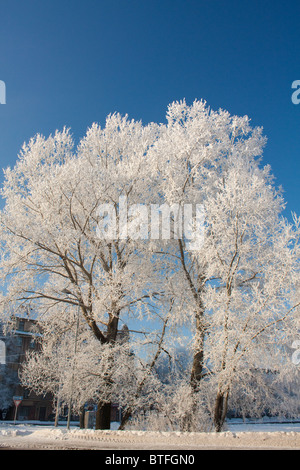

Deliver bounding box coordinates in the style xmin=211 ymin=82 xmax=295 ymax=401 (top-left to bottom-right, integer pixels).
xmin=213 ymin=390 xmax=229 ymax=432
xmin=190 ymin=310 xmax=205 ymax=393
xmin=96 ymin=401 xmax=112 ymax=430
xmin=177 ymin=239 xmax=207 ymax=431
xmin=94 ymin=308 xmax=120 ymax=430
xmin=79 ymin=405 xmax=85 ymax=429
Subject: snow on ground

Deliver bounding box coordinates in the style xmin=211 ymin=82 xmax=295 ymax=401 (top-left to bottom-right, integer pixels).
xmin=0 ymin=420 xmax=300 ymax=450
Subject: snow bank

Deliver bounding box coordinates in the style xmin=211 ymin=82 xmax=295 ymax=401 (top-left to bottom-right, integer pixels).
xmin=0 ymin=422 xmax=299 ymax=449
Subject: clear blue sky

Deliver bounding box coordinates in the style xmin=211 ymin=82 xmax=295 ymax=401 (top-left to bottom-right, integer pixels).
xmin=0 ymin=0 xmax=299 ymax=217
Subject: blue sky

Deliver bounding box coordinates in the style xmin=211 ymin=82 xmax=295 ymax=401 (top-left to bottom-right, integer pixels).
xmin=0 ymin=0 xmax=299 ymax=217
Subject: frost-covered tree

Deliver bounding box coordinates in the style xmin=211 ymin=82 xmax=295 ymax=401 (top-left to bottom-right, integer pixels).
xmin=0 ymin=115 xmax=162 ymax=429
xmin=148 ymin=100 xmax=267 ymax=392
xmin=1 ymin=99 xmax=299 ymax=432
xmin=20 ymin=307 xmax=174 ymax=430
xmin=200 ymin=161 xmax=300 ymax=430
xmin=20 ymin=314 xmax=83 ymax=426
xmin=148 ymin=99 xmax=300 ymax=431
xmin=20 ymin=316 xmax=135 ymax=426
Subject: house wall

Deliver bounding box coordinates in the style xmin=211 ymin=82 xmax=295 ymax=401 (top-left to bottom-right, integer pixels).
xmin=0 ymin=316 xmax=53 ymax=421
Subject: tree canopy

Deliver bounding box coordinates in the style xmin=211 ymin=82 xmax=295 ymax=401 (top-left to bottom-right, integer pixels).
xmin=1 ymin=100 xmax=299 ymax=431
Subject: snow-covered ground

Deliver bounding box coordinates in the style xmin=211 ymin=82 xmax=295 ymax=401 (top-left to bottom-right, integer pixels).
xmin=0 ymin=420 xmax=299 ymax=450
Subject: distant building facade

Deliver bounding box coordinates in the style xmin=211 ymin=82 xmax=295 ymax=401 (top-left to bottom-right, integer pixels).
xmin=0 ymin=314 xmax=53 ymax=421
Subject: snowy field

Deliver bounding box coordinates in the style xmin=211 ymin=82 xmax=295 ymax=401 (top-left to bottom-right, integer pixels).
xmin=0 ymin=420 xmax=300 ymax=450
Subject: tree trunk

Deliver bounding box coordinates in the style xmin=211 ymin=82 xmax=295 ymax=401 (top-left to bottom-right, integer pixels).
xmin=178 ymin=240 xmax=206 ymax=430
xmin=119 ymin=407 xmax=132 ymax=430
xmin=94 ymin=308 xmax=120 ymax=430
xmin=190 ymin=350 xmax=204 ymax=392
xmin=54 ymin=399 xmax=60 ymax=427
xmin=96 ymin=401 xmax=111 ymax=430
xmin=183 ymin=309 xmax=204 ymax=431
xmin=180 ymin=349 xmax=204 ymax=432
xmin=79 ymin=405 xmax=85 ymax=429
xmin=213 ymin=390 xmax=229 ymax=432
